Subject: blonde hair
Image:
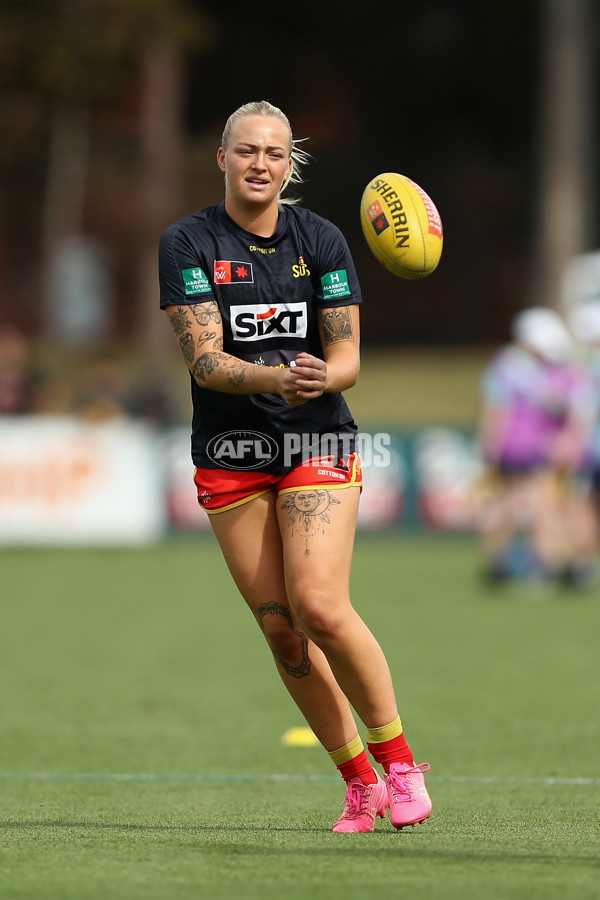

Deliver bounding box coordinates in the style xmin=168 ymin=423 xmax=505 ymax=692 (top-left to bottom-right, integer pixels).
xmin=220 ymin=100 xmax=311 ymax=204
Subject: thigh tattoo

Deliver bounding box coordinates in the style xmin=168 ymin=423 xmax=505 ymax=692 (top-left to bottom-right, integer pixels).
xmin=280 ymin=489 xmax=340 ymax=556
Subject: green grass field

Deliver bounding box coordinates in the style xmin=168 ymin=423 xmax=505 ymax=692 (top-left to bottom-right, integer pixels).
xmin=1 ymin=535 xmax=599 ymax=900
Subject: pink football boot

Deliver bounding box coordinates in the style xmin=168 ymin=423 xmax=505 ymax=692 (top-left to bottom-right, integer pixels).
xmin=332 ymin=774 xmax=389 ymax=833
xmin=385 ymin=762 xmax=432 ymax=830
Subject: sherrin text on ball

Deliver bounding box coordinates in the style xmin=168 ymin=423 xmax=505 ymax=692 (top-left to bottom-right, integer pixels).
xmin=360 ymin=172 xmax=443 ymax=279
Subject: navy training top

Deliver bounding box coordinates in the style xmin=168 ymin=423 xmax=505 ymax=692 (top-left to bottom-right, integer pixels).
xmin=159 ymin=202 xmax=362 ymax=473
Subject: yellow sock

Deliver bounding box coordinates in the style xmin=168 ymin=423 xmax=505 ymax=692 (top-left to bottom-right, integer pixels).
xmin=366 ymin=715 xmax=402 ymax=744
xmin=328 ymin=735 xmax=364 ymax=767
xmin=367 ymin=716 xmax=413 ymax=770
xmin=328 ymin=735 xmax=378 ymax=785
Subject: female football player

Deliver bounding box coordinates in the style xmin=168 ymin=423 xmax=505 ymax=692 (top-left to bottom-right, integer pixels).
xmin=159 ymin=100 xmax=431 ymax=832
xmin=477 ymin=306 xmax=596 ymax=585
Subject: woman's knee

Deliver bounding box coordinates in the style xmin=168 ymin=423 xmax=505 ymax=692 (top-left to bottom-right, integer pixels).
xmin=257 ymin=600 xmax=309 ymax=659
xmin=289 ymin=587 xmax=349 ymax=643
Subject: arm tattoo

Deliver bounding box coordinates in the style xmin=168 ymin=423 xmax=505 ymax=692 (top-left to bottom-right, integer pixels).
xmin=171 ymin=301 xmax=245 ymax=388
xmin=192 ymin=352 xmax=248 ymax=386
xmin=170 ymin=306 xmax=193 ymax=339
xmin=224 ymin=357 xmax=247 ymax=385
xmin=321 ymin=307 xmax=354 ymax=345
xmin=170 ymin=306 xmax=222 ymax=365
xmin=180 ymin=332 xmax=195 ymax=364
xmin=193 ymin=352 xmax=224 ymax=381
xmin=169 ymin=307 xmax=196 ymax=363
xmin=190 ymin=300 xmax=222 ymax=327
xmin=197 ymin=330 xmax=217 ymax=348
xmin=257 ymin=601 xmax=311 ymax=678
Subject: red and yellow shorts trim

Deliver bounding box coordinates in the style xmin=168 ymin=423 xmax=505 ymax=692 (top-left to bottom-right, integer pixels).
xmin=194 ymin=453 xmax=363 ymax=514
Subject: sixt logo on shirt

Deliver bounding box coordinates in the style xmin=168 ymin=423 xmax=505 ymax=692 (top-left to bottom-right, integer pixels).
xmin=214 ymin=260 xmax=254 ymax=284
xmin=231 ymin=303 xmax=307 ymax=341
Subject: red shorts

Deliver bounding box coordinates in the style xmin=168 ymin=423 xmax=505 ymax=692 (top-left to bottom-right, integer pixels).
xmin=194 ymin=453 xmax=363 ymax=514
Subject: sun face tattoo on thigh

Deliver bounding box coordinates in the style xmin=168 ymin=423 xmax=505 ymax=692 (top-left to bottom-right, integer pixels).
xmin=280 ymin=489 xmax=341 ymax=557
xmin=257 ymin=602 xmax=311 ymax=678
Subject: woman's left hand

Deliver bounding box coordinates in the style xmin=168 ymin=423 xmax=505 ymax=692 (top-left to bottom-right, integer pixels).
xmin=285 ymin=352 xmax=327 ymax=404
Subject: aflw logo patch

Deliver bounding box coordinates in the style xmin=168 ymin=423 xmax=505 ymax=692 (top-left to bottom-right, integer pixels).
xmin=214 ymin=260 xmax=254 ymax=284
xmin=367 ymin=199 xmax=390 ymax=235
xmin=231 ymin=303 xmax=307 ymax=341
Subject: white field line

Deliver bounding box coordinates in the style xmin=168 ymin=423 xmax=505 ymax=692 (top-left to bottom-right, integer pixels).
xmin=0 ymin=773 xmax=599 ymax=786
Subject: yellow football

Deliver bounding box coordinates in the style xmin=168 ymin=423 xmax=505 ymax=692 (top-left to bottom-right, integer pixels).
xmin=360 ymin=172 xmax=443 ymax=279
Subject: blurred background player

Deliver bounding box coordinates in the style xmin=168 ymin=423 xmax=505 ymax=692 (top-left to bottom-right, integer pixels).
xmin=0 ymin=326 xmax=37 ymax=415
xmin=566 ymin=300 xmax=600 ymax=581
xmin=476 ymin=306 xmax=596 ymax=586
xmin=159 ymin=100 xmax=432 ymax=832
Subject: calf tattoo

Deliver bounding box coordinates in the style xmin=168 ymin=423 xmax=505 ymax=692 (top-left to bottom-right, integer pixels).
xmin=258 ymin=601 xmax=311 ymax=678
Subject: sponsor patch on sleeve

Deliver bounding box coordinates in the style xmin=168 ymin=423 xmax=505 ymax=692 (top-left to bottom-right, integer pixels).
xmin=321 ymin=269 xmax=351 ymax=301
xmin=182 ymin=267 xmax=212 ymax=296
xmin=214 ymin=260 xmax=254 ymax=284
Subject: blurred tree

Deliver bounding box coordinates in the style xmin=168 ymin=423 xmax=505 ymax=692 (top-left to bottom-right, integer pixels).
xmin=1 ymin=0 xmax=598 ymax=349
xmin=532 ymin=0 xmax=597 ymax=311
xmin=0 ymin=0 xmax=217 ymax=343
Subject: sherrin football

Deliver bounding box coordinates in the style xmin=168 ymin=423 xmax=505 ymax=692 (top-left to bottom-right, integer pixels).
xmin=360 ymin=172 xmax=443 ymax=279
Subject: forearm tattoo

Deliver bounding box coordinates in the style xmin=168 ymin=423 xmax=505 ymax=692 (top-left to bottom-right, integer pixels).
xmin=258 ymin=601 xmax=311 ymax=678
xmin=321 ymin=307 xmax=354 ymax=345
xmin=192 ymin=352 xmax=247 ymax=386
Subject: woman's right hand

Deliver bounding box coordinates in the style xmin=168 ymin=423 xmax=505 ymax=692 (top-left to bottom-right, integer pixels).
xmin=277 ymin=362 xmax=307 ymax=406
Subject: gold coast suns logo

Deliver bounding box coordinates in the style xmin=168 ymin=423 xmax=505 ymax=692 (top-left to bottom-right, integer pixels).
xmin=292 ymin=256 xmax=310 ymax=278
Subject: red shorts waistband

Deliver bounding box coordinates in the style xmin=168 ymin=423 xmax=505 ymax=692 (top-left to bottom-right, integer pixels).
xmin=194 ymin=454 xmax=363 ymax=513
